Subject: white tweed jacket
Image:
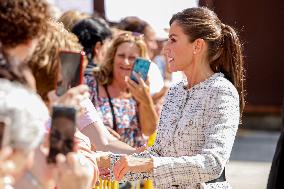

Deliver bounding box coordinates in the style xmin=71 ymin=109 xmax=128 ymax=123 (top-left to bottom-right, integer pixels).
xmin=110 ymin=73 xmax=240 ymax=189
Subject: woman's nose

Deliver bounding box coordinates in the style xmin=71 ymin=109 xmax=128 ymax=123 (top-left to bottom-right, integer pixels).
xmin=123 ymin=58 xmax=131 ymax=66
xmin=163 ymin=45 xmax=170 ymax=56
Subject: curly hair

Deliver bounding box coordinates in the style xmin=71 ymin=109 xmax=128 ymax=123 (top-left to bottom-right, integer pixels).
xmin=0 ymin=0 xmax=50 ymax=48
xmin=28 ymin=21 xmax=82 ymax=103
xmin=94 ymin=32 xmax=148 ymax=85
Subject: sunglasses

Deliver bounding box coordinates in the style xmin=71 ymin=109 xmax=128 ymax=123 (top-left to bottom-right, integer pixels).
xmin=118 ymin=32 xmax=144 ymax=40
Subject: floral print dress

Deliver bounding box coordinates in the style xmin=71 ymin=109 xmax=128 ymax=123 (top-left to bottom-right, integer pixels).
xmin=85 ymin=75 xmax=146 ymax=147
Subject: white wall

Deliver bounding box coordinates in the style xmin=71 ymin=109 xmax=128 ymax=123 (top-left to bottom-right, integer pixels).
xmin=47 ymin=0 xmax=94 ymax=14
xmin=105 ymin=0 xmax=198 ymax=38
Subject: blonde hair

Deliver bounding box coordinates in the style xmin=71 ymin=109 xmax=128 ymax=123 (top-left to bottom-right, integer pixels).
xmin=94 ymin=32 xmax=148 ymax=85
xmin=28 ymin=21 xmax=82 ymax=103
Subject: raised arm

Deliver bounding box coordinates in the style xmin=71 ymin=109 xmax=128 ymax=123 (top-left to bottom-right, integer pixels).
xmin=126 ymin=74 xmax=158 ymax=136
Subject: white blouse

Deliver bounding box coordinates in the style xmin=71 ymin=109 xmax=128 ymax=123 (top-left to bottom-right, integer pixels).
xmin=110 ymin=73 xmax=240 ymax=189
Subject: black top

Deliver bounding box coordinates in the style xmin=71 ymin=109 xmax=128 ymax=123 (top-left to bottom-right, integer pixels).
xmin=267 ymin=100 xmax=284 ymax=189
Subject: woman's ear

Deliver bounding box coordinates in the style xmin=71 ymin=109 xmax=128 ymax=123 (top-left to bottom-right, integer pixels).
xmin=94 ymin=41 xmax=102 ymax=56
xmin=193 ymin=38 xmax=205 ymax=54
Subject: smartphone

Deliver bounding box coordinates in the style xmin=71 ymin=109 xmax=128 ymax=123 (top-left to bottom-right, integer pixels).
xmin=130 ymin=57 xmax=151 ymax=83
xmin=56 ymin=50 xmax=84 ymax=96
xmin=0 ymin=116 xmax=10 ymax=150
xmin=47 ymin=106 xmax=76 ymax=163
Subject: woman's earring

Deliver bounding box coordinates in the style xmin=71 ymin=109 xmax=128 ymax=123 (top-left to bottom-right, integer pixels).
xmin=193 ymin=51 xmax=196 ymax=54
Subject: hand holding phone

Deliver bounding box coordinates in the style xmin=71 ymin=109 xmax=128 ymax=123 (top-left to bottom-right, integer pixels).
xmin=130 ymin=57 xmax=151 ymax=84
xmin=47 ymin=106 xmax=76 ymax=163
xmin=56 ymin=51 xmax=84 ymax=96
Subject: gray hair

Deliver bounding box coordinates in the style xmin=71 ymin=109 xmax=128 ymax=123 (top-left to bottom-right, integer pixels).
xmin=0 ymin=79 xmax=49 ymax=152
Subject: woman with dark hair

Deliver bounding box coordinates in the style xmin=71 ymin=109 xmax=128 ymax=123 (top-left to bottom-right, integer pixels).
xmin=72 ymin=17 xmax=112 ymax=74
xmin=99 ymin=7 xmax=245 ymax=189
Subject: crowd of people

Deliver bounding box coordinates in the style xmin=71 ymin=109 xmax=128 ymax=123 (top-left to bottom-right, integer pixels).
xmin=0 ymin=0 xmax=245 ymax=189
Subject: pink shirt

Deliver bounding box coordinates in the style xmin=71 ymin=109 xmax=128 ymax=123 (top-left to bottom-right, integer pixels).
xmin=77 ymin=98 xmax=101 ymax=130
xmin=45 ymin=98 xmax=101 ymax=131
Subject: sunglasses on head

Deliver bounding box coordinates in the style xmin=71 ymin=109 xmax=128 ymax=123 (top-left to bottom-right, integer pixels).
xmin=118 ymin=32 xmax=144 ymax=40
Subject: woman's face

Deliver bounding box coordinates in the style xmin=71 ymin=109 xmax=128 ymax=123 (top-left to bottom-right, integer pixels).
xmin=113 ymin=42 xmax=140 ymax=84
xmin=6 ymin=38 xmax=38 ymax=67
xmin=144 ymin=26 xmax=158 ymax=60
xmin=164 ymin=21 xmax=195 ymax=73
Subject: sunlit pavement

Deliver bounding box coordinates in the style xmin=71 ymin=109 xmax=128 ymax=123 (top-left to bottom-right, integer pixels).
xmin=226 ymin=129 xmax=280 ymax=189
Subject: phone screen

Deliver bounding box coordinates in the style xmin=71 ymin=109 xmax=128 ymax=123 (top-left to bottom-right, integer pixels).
xmin=47 ymin=106 xmax=76 ymax=163
xmin=0 ymin=116 xmax=10 ymax=149
xmin=0 ymin=122 xmax=5 ymax=148
xmin=56 ymin=51 xmax=83 ymax=96
xmin=130 ymin=58 xmax=151 ymax=83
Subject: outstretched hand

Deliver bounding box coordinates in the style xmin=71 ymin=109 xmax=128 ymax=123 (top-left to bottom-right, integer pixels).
xmin=113 ymin=155 xmax=153 ymax=181
xmin=55 ymin=153 xmax=94 ymax=189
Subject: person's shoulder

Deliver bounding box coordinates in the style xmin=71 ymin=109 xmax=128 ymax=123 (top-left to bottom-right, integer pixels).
xmin=84 ymin=74 xmax=98 ymax=87
xmin=148 ymin=61 xmax=164 ymax=94
xmin=164 ymin=81 xmax=186 ymax=100
xmin=210 ymin=73 xmax=239 ymax=99
xmin=84 ymin=74 xmax=95 ymax=82
xmin=168 ymin=80 xmax=185 ymax=92
xmin=149 ymin=61 xmax=160 ymax=70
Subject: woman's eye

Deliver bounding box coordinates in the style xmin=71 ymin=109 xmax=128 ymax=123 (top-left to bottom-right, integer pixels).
xmin=117 ymin=54 xmax=125 ymax=58
xmin=128 ymin=56 xmax=136 ymax=61
xmin=169 ymin=38 xmax=176 ymax=43
xmin=57 ymin=81 xmax=63 ymax=86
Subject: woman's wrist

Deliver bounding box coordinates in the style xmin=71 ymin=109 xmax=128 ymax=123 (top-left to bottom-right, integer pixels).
xmin=138 ymin=97 xmax=155 ymax=109
xmin=142 ymin=158 xmax=154 ymax=173
xmin=96 ymin=154 xmax=110 ymax=169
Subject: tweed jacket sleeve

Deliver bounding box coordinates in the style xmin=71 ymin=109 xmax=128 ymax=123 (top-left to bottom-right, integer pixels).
xmin=110 ymin=73 xmax=240 ymax=189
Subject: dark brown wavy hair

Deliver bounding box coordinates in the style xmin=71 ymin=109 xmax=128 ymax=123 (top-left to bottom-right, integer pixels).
xmin=0 ymin=0 xmax=50 ymax=48
xmin=170 ymin=7 xmax=245 ymax=113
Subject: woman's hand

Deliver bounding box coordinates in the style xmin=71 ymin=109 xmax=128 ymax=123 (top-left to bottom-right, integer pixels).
xmin=94 ymin=153 xmax=111 ymax=179
xmin=55 ymin=153 xmax=93 ymax=189
xmin=47 ymin=85 xmax=90 ymax=114
xmin=113 ymin=155 xmax=153 ymax=181
xmin=95 ymin=152 xmax=111 ymax=169
xmin=125 ymin=73 xmax=152 ymax=106
xmin=135 ymin=144 xmax=147 ymax=153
